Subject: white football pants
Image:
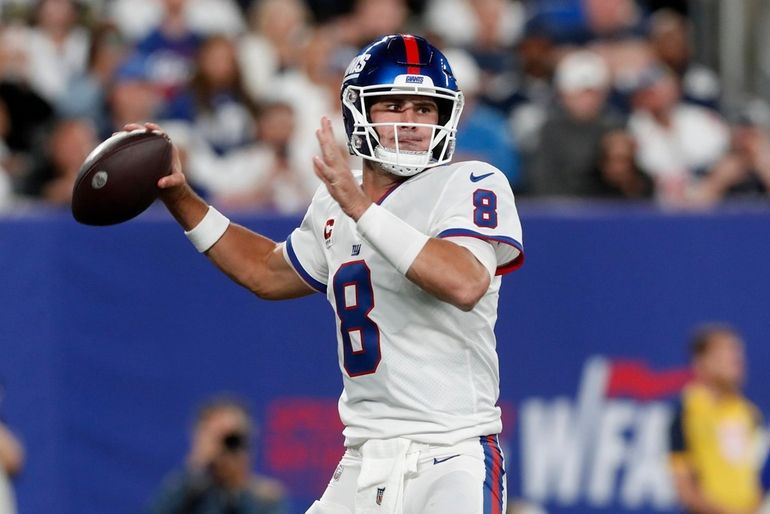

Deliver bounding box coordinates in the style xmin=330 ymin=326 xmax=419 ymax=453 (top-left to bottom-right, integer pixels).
xmin=305 ymin=435 xmax=506 ymax=514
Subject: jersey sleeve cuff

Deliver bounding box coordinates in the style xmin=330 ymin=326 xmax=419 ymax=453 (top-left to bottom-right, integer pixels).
xmin=437 ymin=228 xmax=524 ymax=275
xmin=284 ymin=236 xmax=327 ymax=294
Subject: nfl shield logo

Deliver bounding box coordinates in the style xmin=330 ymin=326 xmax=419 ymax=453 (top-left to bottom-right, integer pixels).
xmin=376 ymin=487 xmax=386 ymax=505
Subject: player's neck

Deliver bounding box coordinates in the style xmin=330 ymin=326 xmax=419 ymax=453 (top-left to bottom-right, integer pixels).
xmin=696 ymin=378 xmax=740 ymax=400
xmin=362 ymin=161 xmax=408 ymax=201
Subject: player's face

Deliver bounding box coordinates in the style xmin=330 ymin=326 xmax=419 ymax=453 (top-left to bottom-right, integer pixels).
xmin=369 ymin=95 xmax=439 ymax=153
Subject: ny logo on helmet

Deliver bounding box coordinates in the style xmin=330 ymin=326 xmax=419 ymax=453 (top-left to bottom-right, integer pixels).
xmin=344 ymin=53 xmax=371 ymax=79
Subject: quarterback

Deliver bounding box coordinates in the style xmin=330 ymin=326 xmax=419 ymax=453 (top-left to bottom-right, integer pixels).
xmin=142 ymin=34 xmax=523 ymax=514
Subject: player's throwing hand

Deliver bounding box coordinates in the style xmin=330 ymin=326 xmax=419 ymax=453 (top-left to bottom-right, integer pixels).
xmin=313 ymin=116 xmax=371 ymax=220
xmin=119 ymin=122 xmax=185 ymax=194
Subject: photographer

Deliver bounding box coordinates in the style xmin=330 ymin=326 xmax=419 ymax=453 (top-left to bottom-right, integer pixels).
xmin=148 ymin=396 xmax=288 ymax=514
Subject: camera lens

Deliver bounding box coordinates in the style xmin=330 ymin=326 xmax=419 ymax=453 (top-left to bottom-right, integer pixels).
xmin=222 ymin=432 xmax=246 ymax=452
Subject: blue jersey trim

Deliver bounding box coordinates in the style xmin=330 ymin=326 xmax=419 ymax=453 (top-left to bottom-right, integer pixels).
xmin=375 ymin=182 xmax=403 ymax=205
xmin=437 ymin=228 xmax=522 ymax=250
xmin=437 ymin=228 xmax=524 ymax=274
xmin=285 ymin=235 xmax=327 ymax=294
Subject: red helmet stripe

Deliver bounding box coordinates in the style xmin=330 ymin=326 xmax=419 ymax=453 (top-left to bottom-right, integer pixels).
xmin=401 ymin=34 xmax=421 ymax=74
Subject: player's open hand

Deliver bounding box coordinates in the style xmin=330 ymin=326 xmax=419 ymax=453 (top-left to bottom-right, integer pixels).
xmin=314 ymin=116 xmax=371 ymax=220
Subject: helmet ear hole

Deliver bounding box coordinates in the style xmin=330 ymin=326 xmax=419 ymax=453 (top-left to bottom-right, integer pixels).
xmin=435 ymin=98 xmax=454 ymax=125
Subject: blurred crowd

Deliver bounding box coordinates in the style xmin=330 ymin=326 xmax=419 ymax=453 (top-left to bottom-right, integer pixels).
xmin=1 ymin=0 xmax=769 ymax=215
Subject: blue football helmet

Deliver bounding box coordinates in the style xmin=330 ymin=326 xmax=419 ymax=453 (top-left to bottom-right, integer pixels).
xmin=341 ymin=34 xmax=464 ymax=176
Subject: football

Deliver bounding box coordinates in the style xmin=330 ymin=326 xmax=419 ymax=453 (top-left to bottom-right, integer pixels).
xmin=72 ymin=129 xmax=173 ymax=226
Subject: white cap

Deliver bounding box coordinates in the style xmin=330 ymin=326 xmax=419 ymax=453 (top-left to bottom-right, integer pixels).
xmin=555 ymin=50 xmax=610 ymax=92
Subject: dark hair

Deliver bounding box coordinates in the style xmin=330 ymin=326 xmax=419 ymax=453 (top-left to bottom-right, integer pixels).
xmin=190 ymin=34 xmax=258 ymax=117
xmin=86 ymin=21 xmax=126 ymax=70
xmin=689 ymin=323 xmax=740 ymax=359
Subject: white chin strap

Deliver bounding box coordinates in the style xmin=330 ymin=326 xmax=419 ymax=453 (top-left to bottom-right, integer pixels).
xmin=373 ymin=146 xmax=432 ymax=177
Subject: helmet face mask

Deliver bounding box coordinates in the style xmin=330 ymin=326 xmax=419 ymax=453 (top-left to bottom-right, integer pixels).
xmin=341 ymin=35 xmax=465 ymax=177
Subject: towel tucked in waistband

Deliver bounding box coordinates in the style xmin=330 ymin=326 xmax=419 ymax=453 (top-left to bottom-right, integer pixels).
xmin=354 ymin=438 xmax=422 ymax=514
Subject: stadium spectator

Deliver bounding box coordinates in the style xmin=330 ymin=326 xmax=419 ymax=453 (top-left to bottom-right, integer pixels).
xmin=178 ymin=100 xmax=315 ymax=214
xmin=584 ymin=0 xmax=643 ymax=40
xmin=444 ymin=48 xmax=521 ymax=187
xmin=0 ymin=80 xmax=54 ymax=155
xmin=0 ymin=421 xmax=24 ymax=514
xmin=268 ymin=27 xmax=354 ymax=184
xmin=691 ymin=100 xmax=770 ymax=205
xmin=163 ymin=34 xmax=258 ymax=156
xmin=526 ymin=0 xmax=653 ymax=107
xmin=486 ymin=19 xmax=556 ymax=166
xmin=183 ymin=0 xmax=246 ymax=37
xmin=597 ymin=129 xmax=653 ymax=198
xmin=626 ymin=64 xmax=729 ymax=205
xmin=647 ymin=8 xmax=720 ymax=110
xmin=133 ymin=0 xmax=202 ymax=110
xmin=524 ymin=0 xmax=643 ymax=46
xmin=148 ymin=395 xmax=288 ymax=514
xmin=211 ymin=101 xmax=315 ymax=213
xmin=0 ymin=15 xmax=30 ymax=84
xmin=56 ymin=22 xmax=131 ymax=138
xmin=24 ymin=0 xmax=90 ymax=105
xmin=424 ymin=0 xmax=524 ymax=49
xmin=105 ymin=54 xmax=163 ymax=138
xmin=0 ymin=81 xmax=54 ymax=206
xmin=237 ymin=0 xmax=311 ymax=102
xmin=468 ymin=0 xmax=524 ymax=67
xmin=426 ymin=0 xmax=524 ymax=123
xmin=0 ymin=12 xmax=59 ymax=184
xmin=16 ymin=117 xmax=97 ymax=205
xmin=108 ymin=0 xmax=245 ymax=42
xmin=106 ymin=0 xmax=166 ymax=42
xmin=343 ymin=0 xmax=412 ymax=48
xmin=528 ymin=50 xmax=624 ymax=197
xmin=669 ymin=324 xmax=765 ymax=514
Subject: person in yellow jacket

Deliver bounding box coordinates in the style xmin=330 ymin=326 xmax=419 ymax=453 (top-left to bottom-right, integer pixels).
xmin=0 ymin=420 xmax=24 ymax=514
xmin=669 ymin=323 xmax=765 ymax=514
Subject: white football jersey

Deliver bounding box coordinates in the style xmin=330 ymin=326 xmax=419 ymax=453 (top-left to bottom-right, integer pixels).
xmin=283 ymin=160 xmax=523 ymax=447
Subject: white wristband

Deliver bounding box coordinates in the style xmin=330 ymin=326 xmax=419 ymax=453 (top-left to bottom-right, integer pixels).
xmin=184 ymin=206 xmax=230 ymax=253
xmin=356 ymin=204 xmax=429 ymax=275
